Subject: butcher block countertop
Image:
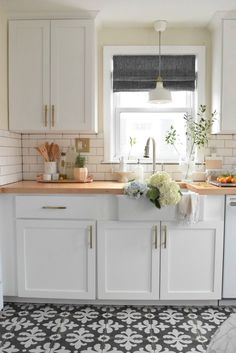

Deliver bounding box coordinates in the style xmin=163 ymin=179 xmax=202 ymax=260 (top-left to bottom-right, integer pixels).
xmin=0 ymin=181 xmax=125 ymax=194
xmin=0 ymin=180 xmax=236 ymax=195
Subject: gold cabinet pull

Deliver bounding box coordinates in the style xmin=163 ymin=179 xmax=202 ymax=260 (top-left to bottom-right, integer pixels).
xmin=88 ymin=225 xmax=93 ymax=249
xmin=162 ymin=225 xmax=167 ymax=249
xmin=42 ymin=206 xmax=67 ymax=210
xmin=44 ymin=105 xmax=48 ymax=127
xmin=153 ymin=225 xmax=158 ymax=249
xmin=52 ymin=105 xmax=55 ymax=127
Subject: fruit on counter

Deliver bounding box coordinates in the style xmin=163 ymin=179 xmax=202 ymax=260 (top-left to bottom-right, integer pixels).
xmin=216 ymin=175 xmax=236 ymax=183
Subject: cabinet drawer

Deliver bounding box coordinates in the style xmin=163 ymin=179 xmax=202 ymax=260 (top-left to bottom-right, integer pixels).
xmin=15 ymin=195 xmax=97 ymax=219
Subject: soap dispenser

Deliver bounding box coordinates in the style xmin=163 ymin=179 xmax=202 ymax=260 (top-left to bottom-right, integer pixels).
xmin=135 ymin=159 xmax=144 ymax=182
xmin=119 ymin=156 xmax=127 ymax=172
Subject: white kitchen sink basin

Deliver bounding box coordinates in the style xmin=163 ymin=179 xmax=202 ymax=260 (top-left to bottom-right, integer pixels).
xmin=118 ymin=195 xmax=177 ymax=221
xmin=117 ymin=190 xmax=204 ymax=221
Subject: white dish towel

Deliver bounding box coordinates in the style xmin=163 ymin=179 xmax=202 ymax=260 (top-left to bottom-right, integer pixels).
xmin=176 ymin=191 xmax=200 ymax=224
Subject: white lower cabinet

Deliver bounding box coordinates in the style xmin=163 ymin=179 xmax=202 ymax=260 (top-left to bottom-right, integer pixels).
xmin=16 ymin=219 xmax=96 ymax=299
xmin=2 ymin=196 xmax=224 ymax=302
xmin=97 ymin=220 xmax=224 ymax=301
xmin=97 ymin=221 xmax=160 ymax=300
xmin=160 ymin=221 xmax=224 ymax=300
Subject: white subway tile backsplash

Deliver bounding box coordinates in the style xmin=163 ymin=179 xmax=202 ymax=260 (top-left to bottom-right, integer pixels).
xmin=104 ymin=173 xmax=117 ymax=181
xmin=96 ymin=164 xmax=113 ymax=173
xmin=0 ymin=173 xmax=22 ymax=186
xmin=215 ymin=148 xmax=233 ymax=156
xmin=29 ymin=164 xmax=44 ymax=173
xmin=0 ymin=130 xmax=22 ymax=185
xmin=0 ymin=137 xmax=21 ymax=147
xmin=23 ymin=172 xmax=36 ymax=180
xmin=0 ymin=164 xmax=22 ymax=175
xmin=88 ymin=156 xmax=103 ymax=165
xmin=0 ymin=156 xmax=22 ymax=166
xmin=0 ymin=130 xmax=21 ymax=139
xmin=96 ymin=147 xmax=104 ymax=156
xmin=22 ymin=139 xmax=37 ymax=148
xmin=92 ymin=172 xmax=105 ymax=180
xmin=19 ymin=132 xmax=236 ymax=182
xmin=208 ymin=139 xmax=224 ymax=148
xmin=0 ymin=146 xmax=21 ymax=156
xmin=90 ymin=139 xmax=104 ymax=148
xmin=87 ymin=164 xmax=97 ymax=173
xmin=28 ymin=134 xmax=47 ymax=139
xmin=223 ymin=157 xmax=236 ymax=165
xmin=217 ymin=134 xmax=233 ymax=140
xmin=54 ymin=139 xmax=71 ymax=148
xmin=23 ymin=155 xmax=37 ymax=165
xmin=225 ymin=140 xmax=236 ymax=148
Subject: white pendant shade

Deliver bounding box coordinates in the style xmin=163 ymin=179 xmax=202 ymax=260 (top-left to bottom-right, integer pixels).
xmin=149 ymin=19 xmax=172 ymax=104
xmin=149 ymin=81 xmax=172 ymax=103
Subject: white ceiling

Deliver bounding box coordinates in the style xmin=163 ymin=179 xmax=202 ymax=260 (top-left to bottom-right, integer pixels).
xmin=0 ymin=0 xmax=236 ymax=27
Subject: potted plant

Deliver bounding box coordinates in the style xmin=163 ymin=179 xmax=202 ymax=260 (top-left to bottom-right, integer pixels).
xmin=73 ymin=154 xmax=88 ymax=182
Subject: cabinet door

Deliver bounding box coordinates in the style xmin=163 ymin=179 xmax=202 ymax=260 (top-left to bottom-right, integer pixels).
xmin=50 ymin=20 xmax=96 ymax=132
xmin=16 ymin=219 xmax=96 ymax=299
xmin=160 ymin=221 xmax=224 ymax=300
xmin=221 ymin=20 xmax=236 ymax=132
xmin=97 ymin=221 xmax=160 ymax=300
xmin=9 ymin=20 xmax=50 ymax=132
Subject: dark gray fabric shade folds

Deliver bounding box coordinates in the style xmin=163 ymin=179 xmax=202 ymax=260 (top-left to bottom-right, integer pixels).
xmin=113 ymin=55 xmax=196 ymax=92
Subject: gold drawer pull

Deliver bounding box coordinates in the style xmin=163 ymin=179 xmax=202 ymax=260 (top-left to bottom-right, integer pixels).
xmin=52 ymin=105 xmax=55 ymax=127
xmin=44 ymin=105 xmax=48 ymax=127
xmin=89 ymin=225 xmax=93 ymax=249
xmin=153 ymin=225 xmax=158 ymax=249
xmin=42 ymin=206 xmax=67 ymax=210
xmin=162 ymin=225 xmax=167 ymax=249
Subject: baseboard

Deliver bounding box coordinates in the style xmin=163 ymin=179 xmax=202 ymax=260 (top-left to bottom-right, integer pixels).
xmin=4 ymin=296 xmax=219 ymax=306
xmin=219 ymin=299 xmax=236 ymax=306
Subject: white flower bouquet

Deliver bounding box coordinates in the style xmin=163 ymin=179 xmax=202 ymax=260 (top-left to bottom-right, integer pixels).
xmin=124 ymin=172 xmax=182 ymax=209
xmin=147 ymin=172 xmax=182 ymax=208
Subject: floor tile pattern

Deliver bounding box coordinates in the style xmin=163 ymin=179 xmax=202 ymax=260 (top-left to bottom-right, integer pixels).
xmin=0 ymin=303 xmax=235 ymax=353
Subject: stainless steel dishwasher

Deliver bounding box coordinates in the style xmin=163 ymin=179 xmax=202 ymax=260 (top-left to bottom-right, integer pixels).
xmin=223 ymin=195 xmax=236 ymax=298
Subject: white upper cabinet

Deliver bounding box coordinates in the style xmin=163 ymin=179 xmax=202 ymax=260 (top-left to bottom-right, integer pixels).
xmin=211 ymin=18 xmax=236 ymax=133
xmin=9 ymin=20 xmax=50 ymax=131
xmin=9 ymin=19 xmax=96 ymax=133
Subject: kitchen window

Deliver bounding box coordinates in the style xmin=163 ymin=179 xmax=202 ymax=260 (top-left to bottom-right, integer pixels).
xmin=103 ymin=46 xmax=206 ymax=162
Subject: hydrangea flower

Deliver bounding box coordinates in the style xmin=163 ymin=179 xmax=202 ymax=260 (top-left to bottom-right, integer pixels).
xmin=124 ymin=181 xmax=148 ymax=199
xmin=158 ymin=181 xmax=181 ymax=207
xmin=148 ymin=171 xmax=171 ymax=187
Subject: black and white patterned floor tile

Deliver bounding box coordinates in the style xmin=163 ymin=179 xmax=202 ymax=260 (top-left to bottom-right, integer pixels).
xmin=0 ymin=303 xmax=235 ymax=353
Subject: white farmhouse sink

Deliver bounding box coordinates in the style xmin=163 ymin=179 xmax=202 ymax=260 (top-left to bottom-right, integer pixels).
xmin=117 ymin=190 xmax=204 ymax=221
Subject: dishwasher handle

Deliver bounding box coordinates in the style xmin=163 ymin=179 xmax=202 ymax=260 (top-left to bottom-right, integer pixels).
xmin=229 ymin=201 xmax=236 ymax=207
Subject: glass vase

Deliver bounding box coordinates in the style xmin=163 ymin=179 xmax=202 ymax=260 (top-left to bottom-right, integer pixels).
xmin=179 ymin=157 xmax=195 ymax=182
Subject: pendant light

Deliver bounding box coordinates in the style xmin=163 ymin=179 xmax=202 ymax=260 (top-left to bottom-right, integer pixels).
xmin=149 ymin=20 xmax=172 ymax=104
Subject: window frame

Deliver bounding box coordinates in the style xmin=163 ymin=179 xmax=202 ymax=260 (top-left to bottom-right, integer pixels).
xmin=103 ymin=45 xmax=206 ymax=162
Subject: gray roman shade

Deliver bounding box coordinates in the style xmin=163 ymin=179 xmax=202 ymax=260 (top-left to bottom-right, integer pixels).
xmin=113 ymin=55 xmax=196 ymax=92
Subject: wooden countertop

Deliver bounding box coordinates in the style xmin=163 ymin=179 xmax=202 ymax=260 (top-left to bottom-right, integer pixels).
xmin=1 ymin=180 xmax=236 ymax=195
xmin=0 ymin=181 xmax=125 ymax=194
xmin=185 ymin=182 xmax=236 ymax=195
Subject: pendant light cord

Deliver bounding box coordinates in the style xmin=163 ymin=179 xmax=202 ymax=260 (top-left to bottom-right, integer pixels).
xmin=158 ymin=31 xmax=162 ymax=81
xmin=158 ymin=30 xmax=161 ymax=79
